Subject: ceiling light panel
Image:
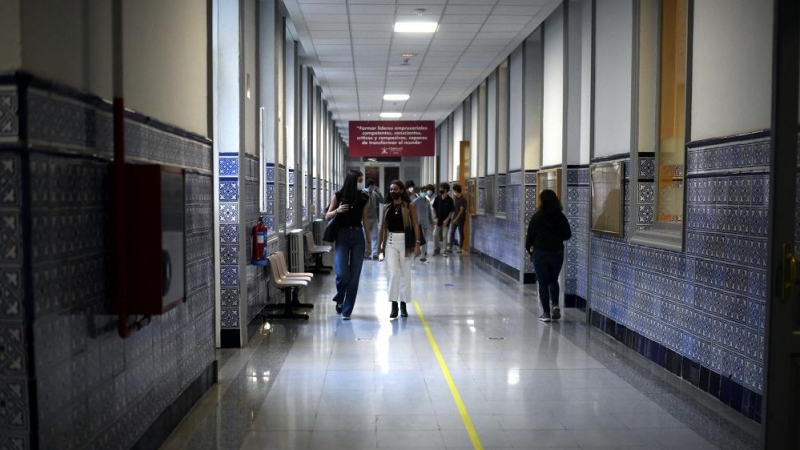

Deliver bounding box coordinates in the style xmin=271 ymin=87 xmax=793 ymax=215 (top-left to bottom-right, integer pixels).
xmin=394 ymin=22 xmax=439 ymax=33
xmin=380 ymin=112 xmax=402 ymax=118
xmin=383 ymin=94 xmax=410 ymax=101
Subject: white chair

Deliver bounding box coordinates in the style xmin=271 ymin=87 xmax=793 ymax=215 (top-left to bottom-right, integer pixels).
xmin=305 ymin=232 xmax=332 ymax=274
xmin=266 ymin=254 xmax=309 ymax=320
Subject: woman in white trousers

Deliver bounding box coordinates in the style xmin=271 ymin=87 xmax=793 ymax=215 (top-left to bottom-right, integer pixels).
xmin=378 ymin=180 xmax=422 ymax=318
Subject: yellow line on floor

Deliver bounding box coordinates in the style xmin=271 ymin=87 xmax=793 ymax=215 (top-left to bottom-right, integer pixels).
xmin=413 ymin=300 xmax=484 ymax=450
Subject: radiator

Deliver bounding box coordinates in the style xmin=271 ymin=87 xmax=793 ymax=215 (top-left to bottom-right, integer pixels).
xmin=313 ymin=219 xmax=325 ymax=243
xmin=288 ymin=229 xmax=305 ymax=272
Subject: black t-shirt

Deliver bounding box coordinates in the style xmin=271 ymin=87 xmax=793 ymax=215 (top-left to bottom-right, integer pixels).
xmin=335 ymin=191 xmax=369 ymax=227
xmin=432 ymin=195 xmax=455 ymax=226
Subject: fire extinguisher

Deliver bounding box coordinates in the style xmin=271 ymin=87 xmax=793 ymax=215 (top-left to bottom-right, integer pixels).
xmin=252 ymin=216 xmax=268 ymax=263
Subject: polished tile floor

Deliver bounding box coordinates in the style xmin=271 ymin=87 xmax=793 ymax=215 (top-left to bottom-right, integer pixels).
xmin=161 ymin=254 xmax=760 ymax=450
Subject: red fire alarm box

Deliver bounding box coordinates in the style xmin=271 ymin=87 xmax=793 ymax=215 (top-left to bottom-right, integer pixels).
xmin=114 ymin=164 xmax=186 ymax=315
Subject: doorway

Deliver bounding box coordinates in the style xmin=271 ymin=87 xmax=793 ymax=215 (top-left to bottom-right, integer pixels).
xmin=763 ymin=0 xmax=799 ymax=446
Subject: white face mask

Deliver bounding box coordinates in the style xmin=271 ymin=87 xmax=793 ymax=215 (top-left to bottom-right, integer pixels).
xmin=357 ymin=182 xmax=364 ymax=190
xmin=408 ymin=187 xmax=414 ymax=194
xmin=427 ymin=191 xmax=434 ymax=197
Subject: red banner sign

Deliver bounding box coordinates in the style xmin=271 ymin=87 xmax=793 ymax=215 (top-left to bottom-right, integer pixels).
xmin=349 ymin=121 xmax=435 ymax=157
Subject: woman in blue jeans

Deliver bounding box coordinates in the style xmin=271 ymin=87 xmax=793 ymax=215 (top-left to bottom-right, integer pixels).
xmin=525 ymin=189 xmax=572 ymax=322
xmin=325 ymin=170 xmax=371 ymax=320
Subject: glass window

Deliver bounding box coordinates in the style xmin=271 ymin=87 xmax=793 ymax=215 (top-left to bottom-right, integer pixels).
xmin=632 ymin=0 xmax=689 ymax=250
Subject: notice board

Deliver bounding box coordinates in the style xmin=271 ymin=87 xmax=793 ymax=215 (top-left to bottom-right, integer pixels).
xmin=349 ymin=121 xmax=435 ymax=157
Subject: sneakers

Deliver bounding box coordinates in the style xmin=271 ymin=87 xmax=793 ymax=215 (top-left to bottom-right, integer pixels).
xmin=400 ymin=302 xmax=408 ymax=318
xmin=539 ymin=313 xmax=551 ymax=323
xmin=342 ymin=315 xmax=351 ymax=320
xmin=432 ymin=251 xmax=440 ymax=256
xmin=335 ymin=303 xmax=343 ymax=315
xmin=390 ymin=302 xmax=399 ymax=319
xmin=420 ymin=257 xmax=427 ymax=262
xmin=551 ymin=307 xmax=561 ymax=321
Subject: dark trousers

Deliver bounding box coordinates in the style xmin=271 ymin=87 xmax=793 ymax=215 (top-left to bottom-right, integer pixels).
xmin=533 ymin=250 xmax=564 ymax=314
xmin=333 ymin=227 xmax=366 ymax=316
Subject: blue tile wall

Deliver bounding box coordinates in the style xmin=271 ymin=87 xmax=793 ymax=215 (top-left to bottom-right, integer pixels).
xmin=0 ymin=86 xmax=19 ymax=143
xmin=1 ymin=75 xmax=215 ymax=449
xmin=219 ymin=151 xmax=240 ymax=330
xmin=565 ymin=167 xmax=589 ymax=302
xmin=590 ymin=136 xmax=770 ymax=397
xmin=471 ymin=171 xmax=530 ymax=281
xmin=0 ymin=146 xmax=28 ymax=450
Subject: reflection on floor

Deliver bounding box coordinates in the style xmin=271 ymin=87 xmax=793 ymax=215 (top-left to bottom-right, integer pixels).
xmin=160 ymin=254 xmax=760 ymax=450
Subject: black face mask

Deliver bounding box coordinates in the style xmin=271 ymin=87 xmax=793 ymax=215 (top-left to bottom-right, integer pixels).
xmin=390 ymin=192 xmax=400 ymax=200
xmin=439 ymin=190 xmax=445 ymax=195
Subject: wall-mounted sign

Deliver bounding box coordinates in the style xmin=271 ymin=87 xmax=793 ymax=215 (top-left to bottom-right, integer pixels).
xmin=349 ymin=121 xmax=435 ymax=157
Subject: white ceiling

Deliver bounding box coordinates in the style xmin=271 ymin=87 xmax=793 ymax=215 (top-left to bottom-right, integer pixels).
xmin=282 ymin=0 xmax=561 ymax=143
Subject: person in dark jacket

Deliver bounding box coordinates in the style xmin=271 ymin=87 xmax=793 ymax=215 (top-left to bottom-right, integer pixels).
xmin=525 ymin=189 xmax=572 ymax=322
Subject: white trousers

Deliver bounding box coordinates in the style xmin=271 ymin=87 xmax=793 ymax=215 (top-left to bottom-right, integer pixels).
xmin=386 ymin=232 xmax=412 ymax=303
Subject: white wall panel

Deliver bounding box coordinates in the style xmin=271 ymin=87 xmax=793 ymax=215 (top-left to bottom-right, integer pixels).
xmin=566 ymin=0 xmax=583 ymax=165
xmin=593 ymin=0 xmax=632 ymax=157
xmin=543 ymin=4 xmax=564 ymax=167
xmin=487 ymin=72 xmax=497 ymax=175
xmin=579 ymin=0 xmax=592 ymax=164
xmin=691 ymin=0 xmax=772 ymax=140
xmin=509 ymin=46 xmax=524 ymax=171
xmin=0 ymin=0 xmax=21 ymax=71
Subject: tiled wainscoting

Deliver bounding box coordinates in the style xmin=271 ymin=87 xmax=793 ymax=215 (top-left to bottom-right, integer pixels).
xmin=0 ymin=73 xmax=217 ymax=449
xmin=589 ymin=133 xmax=770 ymax=423
xmin=564 ymin=166 xmax=589 ymax=308
xmin=470 ymin=170 xmax=537 ymax=283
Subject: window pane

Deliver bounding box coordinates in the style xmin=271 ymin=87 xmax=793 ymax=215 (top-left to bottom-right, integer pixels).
xmin=657 ymin=0 xmax=687 ymax=224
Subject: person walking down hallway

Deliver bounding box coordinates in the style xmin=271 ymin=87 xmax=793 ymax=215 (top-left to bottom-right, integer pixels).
xmin=446 ymin=183 xmax=468 ymax=255
xmin=364 ymin=178 xmax=383 ymax=259
xmin=409 ymin=181 xmax=434 ymax=262
xmin=431 ymin=183 xmax=454 ymax=257
xmin=378 ymin=180 xmax=422 ymax=319
xmin=326 ymin=170 xmax=371 ymax=320
xmin=525 ymin=189 xmax=572 ymax=323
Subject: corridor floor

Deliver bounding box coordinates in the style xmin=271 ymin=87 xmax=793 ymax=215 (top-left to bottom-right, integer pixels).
xmin=160 ymin=254 xmax=760 ymax=450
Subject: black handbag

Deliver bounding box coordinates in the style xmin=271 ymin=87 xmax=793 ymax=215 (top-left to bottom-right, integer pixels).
xmin=404 ymin=224 xmax=426 ymax=248
xmin=323 ymin=215 xmax=339 ymax=242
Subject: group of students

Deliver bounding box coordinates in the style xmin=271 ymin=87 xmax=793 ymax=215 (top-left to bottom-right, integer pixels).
xmin=325 ymin=169 xmax=572 ymax=323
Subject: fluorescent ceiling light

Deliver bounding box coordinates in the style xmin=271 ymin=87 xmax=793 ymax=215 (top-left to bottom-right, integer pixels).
xmin=380 ymin=112 xmax=402 ymax=119
xmin=394 ymin=22 xmax=438 ymax=33
xmin=383 ymin=94 xmax=410 ymax=101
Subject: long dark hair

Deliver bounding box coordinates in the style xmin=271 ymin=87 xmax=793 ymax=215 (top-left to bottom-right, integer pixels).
xmin=538 ymin=189 xmax=563 ymax=213
xmin=339 ymin=169 xmax=363 ymax=204
xmin=388 ymin=179 xmax=411 ymax=204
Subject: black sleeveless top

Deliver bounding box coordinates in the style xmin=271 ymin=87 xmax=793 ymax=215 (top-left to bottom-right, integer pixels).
xmin=386 ymin=202 xmax=406 ymax=232
xmin=335 ymin=191 xmax=369 ymax=227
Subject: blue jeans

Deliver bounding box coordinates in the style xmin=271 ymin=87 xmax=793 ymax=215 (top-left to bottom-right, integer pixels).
xmin=533 ymin=250 xmax=564 ymax=314
xmin=333 ymin=227 xmax=366 ymax=316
